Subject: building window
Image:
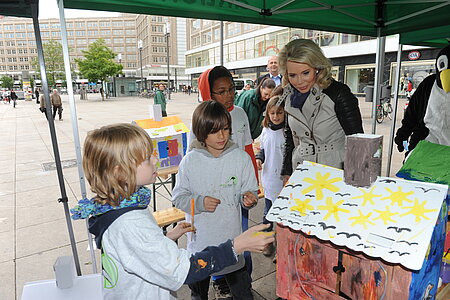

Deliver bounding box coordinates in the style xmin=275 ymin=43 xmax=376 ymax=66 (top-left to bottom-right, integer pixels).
xmin=127 ymin=62 xmax=137 ymax=68
xmin=77 ymin=39 xmax=87 ymax=45
xmin=113 ymin=30 xmax=124 ymax=36
xmin=112 ymin=21 xmax=123 ymax=27
xmin=100 ymin=30 xmax=111 ymax=36
xmin=88 ymin=30 xmax=98 ymax=36
xmin=202 ymin=31 xmax=212 ymax=44
xmin=87 ymin=22 xmax=98 ymax=27
xmin=125 ymin=29 xmax=136 ymax=35
xmin=113 ymin=38 xmax=124 ymax=44
xmin=75 ymin=22 xmax=85 ymax=27
xmin=124 ymin=21 xmax=135 ymax=27
xmin=76 ymin=31 xmax=85 ymax=36
xmin=100 ymin=21 xmax=110 ymax=27
xmin=126 ymin=38 xmax=136 ymax=44
xmin=127 ymin=54 xmax=137 ymax=60
xmin=114 ymin=46 xmax=124 ymax=53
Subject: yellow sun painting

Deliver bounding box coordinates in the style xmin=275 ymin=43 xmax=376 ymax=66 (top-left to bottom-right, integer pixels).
xmin=352 ymin=186 xmax=382 ymax=206
xmin=380 ymin=187 xmax=413 ymax=207
xmin=348 ymin=210 xmax=376 ymax=229
xmin=317 ymin=197 xmax=350 ymax=222
xmin=302 ymin=172 xmax=341 ymax=200
xmin=400 ymin=198 xmax=437 ymax=222
xmin=373 ymin=206 xmax=398 ymax=225
xmin=290 ymin=198 xmax=314 ymax=216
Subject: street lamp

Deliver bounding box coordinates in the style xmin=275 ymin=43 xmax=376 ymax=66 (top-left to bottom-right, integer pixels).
xmin=138 ymin=40 xmax=143 ymax=94
xmin=165 ymin=22 xmax=171 ymax=100
xmin=113 ymin=53 xmax=122 ymax=97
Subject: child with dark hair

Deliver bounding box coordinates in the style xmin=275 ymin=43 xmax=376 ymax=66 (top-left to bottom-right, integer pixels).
xmin=70 ymin=123 xmax=273 ymax=300
xmin=190 ymin=66 xmax=259 ymax=296
xmin=173 ymin=101 xmax=259 ymax=300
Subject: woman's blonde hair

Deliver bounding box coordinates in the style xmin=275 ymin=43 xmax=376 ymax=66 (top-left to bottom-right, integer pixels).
xmin=278 ymin=39 xmax=333 ymax=89
xmin=83 ymin=123 xmax=153 ymax=206
xmin=262 ymin=95 xmax=285 ymax=128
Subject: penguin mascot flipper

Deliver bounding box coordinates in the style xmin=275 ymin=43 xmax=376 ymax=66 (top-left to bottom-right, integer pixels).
xmin=424 ymin=45 xmax=450 ymax=146
xmin=395 ymin=75 xmax=434 ymax=152
xmin=395 ymin=45 xmax=450 ymax=153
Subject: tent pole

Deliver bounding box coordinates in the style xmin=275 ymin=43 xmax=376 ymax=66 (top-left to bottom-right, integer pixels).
xmin=57 ymin=0 xmax=98 ymax=273
xmin=30 ymin=0 xmax=81 ymax=276
xmin=220 ymin=21 xmax=224 ymax=66
xmin=371 ymin=29 xmax=386 ymax=134
xmin=386 ymin=42 xmax=403 ymax=177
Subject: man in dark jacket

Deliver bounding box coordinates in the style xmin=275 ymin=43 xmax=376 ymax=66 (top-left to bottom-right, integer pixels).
xmin=255 ymin=56 xmax=282 ymax=87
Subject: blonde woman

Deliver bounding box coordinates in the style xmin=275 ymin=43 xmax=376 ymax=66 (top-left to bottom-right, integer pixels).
xmin=278 ymin=39 xmax=363 ymax=182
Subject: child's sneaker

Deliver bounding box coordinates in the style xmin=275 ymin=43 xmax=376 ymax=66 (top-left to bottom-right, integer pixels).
xmin=212 ymin=277 xmax=233 ymax=300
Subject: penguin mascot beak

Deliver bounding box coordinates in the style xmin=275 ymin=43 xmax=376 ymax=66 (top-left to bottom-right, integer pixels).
xmin=436 ymin=45 xmax=450 ymax=93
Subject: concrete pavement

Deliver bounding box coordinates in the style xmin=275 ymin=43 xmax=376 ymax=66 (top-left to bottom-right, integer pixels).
xmin=0 ymin=92 xmax=407 ymax=300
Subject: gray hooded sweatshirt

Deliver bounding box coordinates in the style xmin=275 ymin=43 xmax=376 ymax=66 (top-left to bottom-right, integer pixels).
xmin=172 ymin=139 xmax=257 ymax=274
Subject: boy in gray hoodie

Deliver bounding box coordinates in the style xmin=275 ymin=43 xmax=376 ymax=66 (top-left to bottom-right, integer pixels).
xmin=172 ymin=101 xmax=259 ymax=300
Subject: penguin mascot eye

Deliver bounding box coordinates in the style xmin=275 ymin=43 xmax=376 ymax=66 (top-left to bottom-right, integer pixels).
xmin=436 ymin=55 xmax=448 ymax=72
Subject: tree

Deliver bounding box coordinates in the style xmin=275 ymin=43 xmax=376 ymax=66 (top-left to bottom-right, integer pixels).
xmin=31 ymin=40 xmax=65 ymax=89
xmin=75 ymin=39 xmax=123 ymax=101
xmin=0 ymin=75 xmax=14 ymax=89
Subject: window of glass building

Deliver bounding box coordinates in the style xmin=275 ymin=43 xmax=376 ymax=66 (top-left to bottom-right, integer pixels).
xmin=255 ymin=36 xmax=265 ymax=57
xmin=202 ymin=31 xmax=212 ymax=44
xmin=245 ymin=38 xmax=254 ymax=59
xmin=390 ymin=60 xmax=435 ymax=93
xmin=100 ymin=21 xmax=110 ymax=27
xmin=213 ymin=28 xmax=220 ymax=41
xmin=345 ymin=65 xmax=375 ymax=94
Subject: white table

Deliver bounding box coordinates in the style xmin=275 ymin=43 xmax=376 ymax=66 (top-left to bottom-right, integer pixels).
xmin=21 ymin=274 xmax=102 ymax=300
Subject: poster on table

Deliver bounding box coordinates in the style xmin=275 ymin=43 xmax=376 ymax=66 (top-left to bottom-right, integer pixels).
xmin=134 ymin=116 xmax=189 ymax=170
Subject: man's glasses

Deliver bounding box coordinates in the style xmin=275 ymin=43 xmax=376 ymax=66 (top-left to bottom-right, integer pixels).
xmin=211 ymin=86 xmax=236 ymax=96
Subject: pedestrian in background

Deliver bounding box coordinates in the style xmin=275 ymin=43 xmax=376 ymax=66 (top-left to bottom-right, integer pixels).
xmin=51 ymin=89 xmax=63 ymax=121
xmin=35 ymin=88 xmax=40 ymax=104
xmin=11 ymin=91 xmax=18 ymax=108
xmin=154 ymin=83 xmax=168 ymax=117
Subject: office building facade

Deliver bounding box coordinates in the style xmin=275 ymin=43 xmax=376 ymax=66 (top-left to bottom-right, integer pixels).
xmin=185 ymin=20 xmax=438 ymax=95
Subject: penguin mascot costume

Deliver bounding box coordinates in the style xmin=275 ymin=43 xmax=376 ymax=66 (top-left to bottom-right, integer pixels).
xmin=395 ymin=45 xmax=450 ymax=155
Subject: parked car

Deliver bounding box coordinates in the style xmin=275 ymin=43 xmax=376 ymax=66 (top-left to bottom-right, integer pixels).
xmin=234 ymin=78 xmax=254 ymax=95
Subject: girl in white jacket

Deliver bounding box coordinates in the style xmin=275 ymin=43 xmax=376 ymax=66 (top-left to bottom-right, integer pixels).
xmin=255 ymin=95 xmax=286 ymax=256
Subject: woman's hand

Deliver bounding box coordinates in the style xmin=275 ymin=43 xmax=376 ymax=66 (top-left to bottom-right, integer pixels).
xmin=256 ymin=159 xmax=263 ymax=170
xmin=233 ymin=224 xmax=275 ymax=254
xmin=204 ymin=196 xmax=221 ymax=212
xmin=166 ymin=222 xmax=194 ymax=241
xmin=243 ymin=191 xmax=258 ymax=208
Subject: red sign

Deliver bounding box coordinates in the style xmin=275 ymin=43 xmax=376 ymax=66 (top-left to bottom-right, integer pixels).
xmin=408 ymin=51 xmax=421 ymax=60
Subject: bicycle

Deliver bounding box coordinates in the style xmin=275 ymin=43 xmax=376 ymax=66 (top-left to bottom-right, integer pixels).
xmin=376 ymin=97 xmax=393 ymax=124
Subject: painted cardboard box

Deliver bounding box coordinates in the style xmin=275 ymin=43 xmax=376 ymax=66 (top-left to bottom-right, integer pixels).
xmin=134 ymin=116 xmax=189 ymax=170
xmin=268 ymin=161 xmax=448 ymax=299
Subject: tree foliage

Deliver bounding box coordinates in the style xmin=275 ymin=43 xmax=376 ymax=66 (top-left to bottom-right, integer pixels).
xmin=31 ymin=40 xmax=65 ymax=89
xmin=0 ymin=75 xmax=14 ymax=89
xmin=75 ymin=39 xmax=123 ymax=101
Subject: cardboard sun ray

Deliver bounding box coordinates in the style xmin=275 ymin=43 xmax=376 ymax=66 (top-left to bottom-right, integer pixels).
xmin=267 ymin=162 xmax=448 ymax=270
